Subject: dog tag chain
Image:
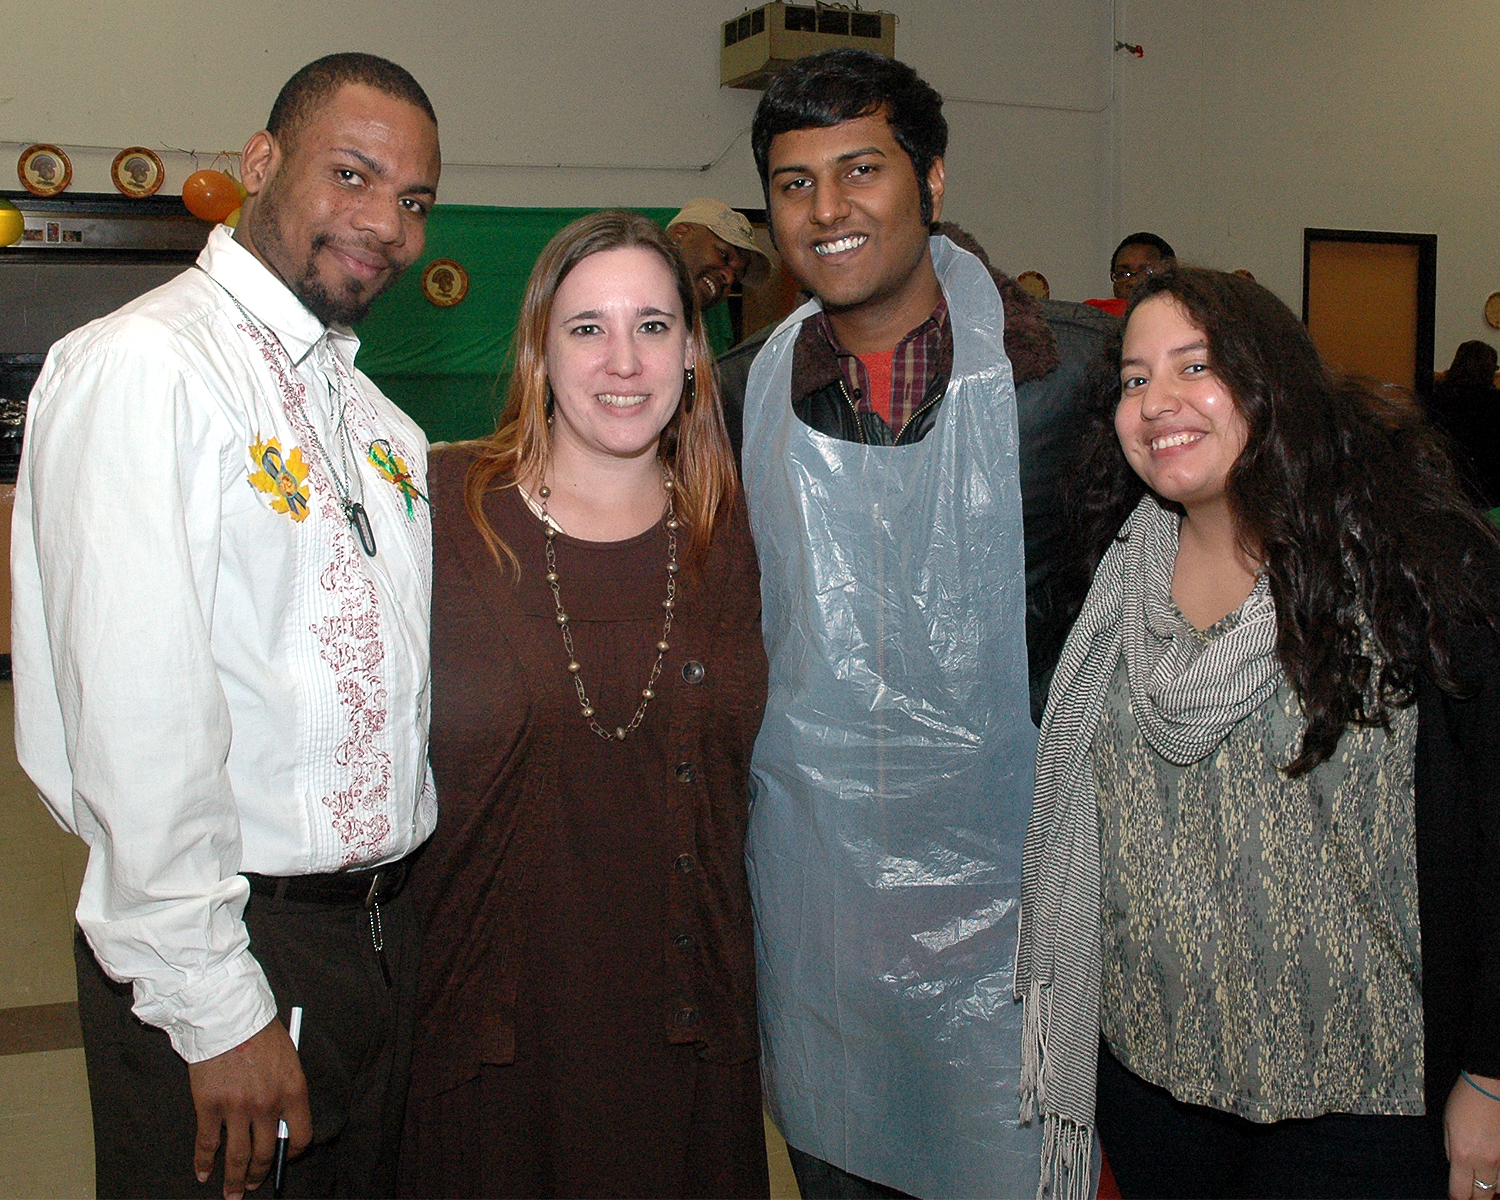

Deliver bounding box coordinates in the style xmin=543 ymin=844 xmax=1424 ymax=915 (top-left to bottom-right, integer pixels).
xmin=202 ymin=267 xmax=378 ymax=557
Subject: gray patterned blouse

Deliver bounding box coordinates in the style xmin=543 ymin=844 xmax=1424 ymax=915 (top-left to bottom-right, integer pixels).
xmin=1092 ymin=602 xmax=1425 ymax=1122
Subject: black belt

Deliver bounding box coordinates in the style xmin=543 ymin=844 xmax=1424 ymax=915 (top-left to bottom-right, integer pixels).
xmin=243 ymin=850 xmax=417 ymax=907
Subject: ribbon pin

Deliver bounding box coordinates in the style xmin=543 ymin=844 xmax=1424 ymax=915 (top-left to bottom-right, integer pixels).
xmin=367 ymin=439 xmax=429 ymax=520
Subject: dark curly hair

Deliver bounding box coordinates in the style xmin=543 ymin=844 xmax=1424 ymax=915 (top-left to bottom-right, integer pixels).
xmin=751 ymin=49 xmax=947 ymax=226
xmin=1066 ymin=266 xmax=1500 ymax=775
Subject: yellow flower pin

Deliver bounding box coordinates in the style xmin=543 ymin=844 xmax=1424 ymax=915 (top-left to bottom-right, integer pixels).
xmin=247 ymin=435 xmax=311 ymax=521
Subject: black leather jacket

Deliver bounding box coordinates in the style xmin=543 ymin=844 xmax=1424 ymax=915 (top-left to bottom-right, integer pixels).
xmin=788 ymin=318 xmax=952 ymax=447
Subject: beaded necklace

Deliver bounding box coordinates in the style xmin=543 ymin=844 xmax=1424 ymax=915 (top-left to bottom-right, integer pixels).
xmin=537 ymin=475 xmax=679 ymax=743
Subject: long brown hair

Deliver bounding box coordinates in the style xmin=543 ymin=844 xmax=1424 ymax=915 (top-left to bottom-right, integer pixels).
xmin=464 ymin=209 xmax=738 ymax=571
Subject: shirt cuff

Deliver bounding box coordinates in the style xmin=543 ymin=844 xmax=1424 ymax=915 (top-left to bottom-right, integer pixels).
xmin=130 ymin=947 xmax=279 ymax=1063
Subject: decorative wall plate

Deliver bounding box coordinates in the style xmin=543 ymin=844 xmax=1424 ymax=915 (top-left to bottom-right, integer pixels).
xmin=1015 ymin=270 xmax=1050 ymax=301
xmin=421 ymin=258 xmax=469 ymax=307
xmin=1485 ymin=292 xmax=1500 ymax=332
xmin=17 ymin=144 xmax=72 ymax=196
xmin=111 ymin=147 xmax=165 ymax=198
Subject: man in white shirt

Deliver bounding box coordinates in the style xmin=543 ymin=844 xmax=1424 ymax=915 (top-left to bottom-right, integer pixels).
xmin=12 ymin=53 xmax=441 ymax=1199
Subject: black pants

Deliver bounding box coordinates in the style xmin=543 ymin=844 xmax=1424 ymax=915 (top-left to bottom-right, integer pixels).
xmin=785 ymin=1146 xmax=914 ymax=1200
xmin=74 ymin=883 xmax=420 ymax=1199
xmin=1096 ymin=1042 xmax=1449 ymax=1199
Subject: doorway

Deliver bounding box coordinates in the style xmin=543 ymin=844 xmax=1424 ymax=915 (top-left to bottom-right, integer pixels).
xmin=1302 ymin=229 xmax=1437 ymax=396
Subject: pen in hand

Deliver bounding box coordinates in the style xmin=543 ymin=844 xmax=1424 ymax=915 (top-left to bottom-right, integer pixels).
xmin=271 ymin=1006 xmax=303 ymax=1200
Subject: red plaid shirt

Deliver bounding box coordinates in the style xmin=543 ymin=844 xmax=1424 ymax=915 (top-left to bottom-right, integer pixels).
xmin=814 ymin=297 xmax=951 ymax=440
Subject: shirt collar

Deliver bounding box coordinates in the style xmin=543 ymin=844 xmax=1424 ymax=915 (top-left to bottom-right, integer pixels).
xmin=813 ymin=295 xmax=949 ymax=359
xmin=197 ymin=225 xmax=360 ymax=367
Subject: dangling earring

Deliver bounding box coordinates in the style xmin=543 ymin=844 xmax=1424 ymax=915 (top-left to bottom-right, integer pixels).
xmin=682 ymin=365 xmax=696 ymax=415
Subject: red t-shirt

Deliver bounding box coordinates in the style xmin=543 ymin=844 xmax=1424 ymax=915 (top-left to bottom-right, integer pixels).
xmin=856 ymin=349 xmax=896 ymax=425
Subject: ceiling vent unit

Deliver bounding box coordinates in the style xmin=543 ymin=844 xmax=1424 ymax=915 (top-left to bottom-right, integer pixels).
xmin=721 ymin=3 xmax=896 ymax=90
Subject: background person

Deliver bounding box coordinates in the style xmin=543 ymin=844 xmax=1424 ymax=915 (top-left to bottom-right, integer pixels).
xmin=665 ymin=197 xmax=770 ymax=313
xmin=13 ymin=52 xmax=441 ymax=1200
xmin=1431 ymin=339 xmax=1500 ymax=508
xmin=398 ymin=210 xmax=769 ymax=1199
xmin=1018 ymin=266 xmax=1500 ymax=1200
xmin=1085 ymin=231 xmax=1176 ymax=316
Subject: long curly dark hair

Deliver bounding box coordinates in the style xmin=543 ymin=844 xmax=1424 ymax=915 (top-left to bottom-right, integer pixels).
xmin=1066 ymin=266 xmax=1500 ymax=775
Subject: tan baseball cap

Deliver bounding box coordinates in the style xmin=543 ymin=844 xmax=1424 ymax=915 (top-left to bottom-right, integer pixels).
xmin=668 ymin=198 xmax=772 ymax=286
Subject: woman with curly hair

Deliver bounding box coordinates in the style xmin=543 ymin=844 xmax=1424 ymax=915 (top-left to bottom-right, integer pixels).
xmin=398 ymin=210 xmax=768 ymax=1197
xmin=1017 ymin=266 xmax=1500 ymax=1199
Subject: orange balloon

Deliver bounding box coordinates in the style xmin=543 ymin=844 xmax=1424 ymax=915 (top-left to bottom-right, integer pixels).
xmin=182 ymin=170 xmax=241 ymax=224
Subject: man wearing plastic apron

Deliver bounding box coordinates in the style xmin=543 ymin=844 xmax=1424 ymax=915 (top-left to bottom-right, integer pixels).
xmin=742 ymin=50 xmax=1040 ymax=1200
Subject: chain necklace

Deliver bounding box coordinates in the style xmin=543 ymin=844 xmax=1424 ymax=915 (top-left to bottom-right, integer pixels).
xmin=308 ymin=364 xmax=377 ymax=556
xmin=202 ymin=268 xmax=377 ymax=556
xmin=538 ymin=475 xmax=678 ymax=743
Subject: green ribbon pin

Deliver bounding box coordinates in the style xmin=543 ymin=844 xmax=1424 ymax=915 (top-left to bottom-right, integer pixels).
xmin=367 ymin=439 xmax=429 ymax=520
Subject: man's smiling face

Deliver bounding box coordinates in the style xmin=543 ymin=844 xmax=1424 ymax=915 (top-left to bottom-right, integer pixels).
xmin=668 ymin=222 xmax=751 ymax=311
xmin=239 ymin=82 xmax=440 ymax=326
xmin=765 ymin=110 xmax=943 ymax=316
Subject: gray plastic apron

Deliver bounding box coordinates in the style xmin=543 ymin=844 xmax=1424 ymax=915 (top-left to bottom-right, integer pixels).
xmin=743 ymin=237 xmax=1041 ymax=1198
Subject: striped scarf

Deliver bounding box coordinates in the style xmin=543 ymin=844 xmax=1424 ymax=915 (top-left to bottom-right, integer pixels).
xmin=1015 ymin=494 xmax=1281 ymax=1199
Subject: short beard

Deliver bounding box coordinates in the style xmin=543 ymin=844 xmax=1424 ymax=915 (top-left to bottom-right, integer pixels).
xmin=245 ymin=180 xmax=395 ymax=328
xmin=293 ymin=233 xmax=379 ymax=327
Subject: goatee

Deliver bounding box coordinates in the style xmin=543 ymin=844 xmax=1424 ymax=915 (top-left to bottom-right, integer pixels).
xmin=243 ymin=186 xmax=401 ymax=328
xmin=293 ymin=233 xmax=384 ymax=327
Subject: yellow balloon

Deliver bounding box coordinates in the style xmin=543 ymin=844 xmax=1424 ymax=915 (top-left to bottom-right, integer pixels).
xmin=0 ymin=198 xmax=24 ymax=248
xmin=224 ymin=206 xmax=242 ymax=229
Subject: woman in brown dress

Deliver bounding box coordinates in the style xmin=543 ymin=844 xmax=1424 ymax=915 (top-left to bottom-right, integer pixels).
xmin=399 ymin=210 xmax=769 ymax=1198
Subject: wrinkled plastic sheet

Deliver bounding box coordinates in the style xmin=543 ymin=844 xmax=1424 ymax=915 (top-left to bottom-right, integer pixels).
xmin=744 ymin=239 xmax=1041 ymax=1198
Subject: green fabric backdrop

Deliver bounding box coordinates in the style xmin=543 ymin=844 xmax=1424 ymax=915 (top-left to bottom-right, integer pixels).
xmin=353 ymin=205 xmax=733 ymax=444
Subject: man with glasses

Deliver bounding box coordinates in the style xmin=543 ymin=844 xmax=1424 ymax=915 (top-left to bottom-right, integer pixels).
xmin=1087 ymin=231 xmax=1177 ymax=316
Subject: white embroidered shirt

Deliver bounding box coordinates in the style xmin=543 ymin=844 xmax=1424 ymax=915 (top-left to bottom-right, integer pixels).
xmin=12 ymin=226 xmax=436 ymax=1062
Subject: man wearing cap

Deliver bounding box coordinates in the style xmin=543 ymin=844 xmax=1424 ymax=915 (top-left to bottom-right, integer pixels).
xmin=666 ymin=198 xmax=771 ymax=314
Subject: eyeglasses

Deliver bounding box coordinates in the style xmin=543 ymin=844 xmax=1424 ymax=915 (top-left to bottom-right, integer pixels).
xmin=1111 ymin=263 xmax=1163 ymax=283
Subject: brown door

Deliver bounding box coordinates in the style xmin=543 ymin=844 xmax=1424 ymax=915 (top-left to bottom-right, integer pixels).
xmin=1303 ymin=229 xmax=1437 ymax=395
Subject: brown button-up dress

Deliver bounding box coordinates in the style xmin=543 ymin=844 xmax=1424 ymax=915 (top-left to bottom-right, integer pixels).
xmin=399 ymin=449 xmax=769 ymax=1197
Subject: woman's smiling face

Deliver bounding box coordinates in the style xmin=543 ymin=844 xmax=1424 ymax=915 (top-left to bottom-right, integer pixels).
xmin=544 ymin=245 xmax=693 ymax=466
xmin=1115 ymin=294 xmax=1249 ymax=516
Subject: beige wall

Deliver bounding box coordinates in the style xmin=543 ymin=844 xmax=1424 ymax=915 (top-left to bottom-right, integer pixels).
xmin=9 ymin=0 xmax=1495 ymax=364
xmin=1114 ymin=0 xmax=1500 ymax=371
xmin=0 ymin=0 xmax=1116 ymax=301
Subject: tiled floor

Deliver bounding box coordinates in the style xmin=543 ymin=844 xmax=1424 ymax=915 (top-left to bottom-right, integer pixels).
xmin=0 ymin=680 xmax=799 ymax=1198
xmin=0 ymin=1048 xmax=93 ymax=1198
xmin=0 ymin=682 xmax=95 ymax=1198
